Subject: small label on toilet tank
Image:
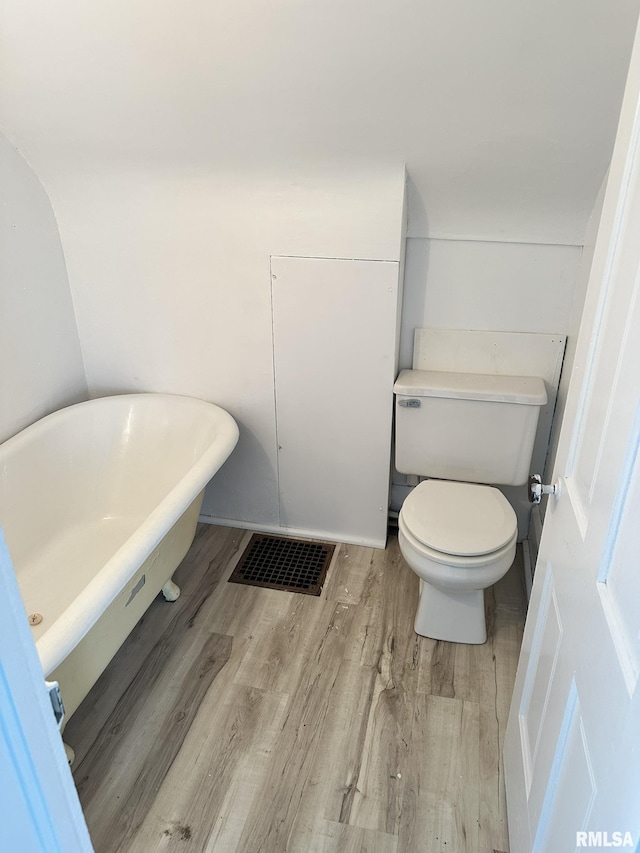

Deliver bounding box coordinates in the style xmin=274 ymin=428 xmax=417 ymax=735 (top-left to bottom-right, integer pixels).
xmin=125 ymin=574 xmax=146 ymax=606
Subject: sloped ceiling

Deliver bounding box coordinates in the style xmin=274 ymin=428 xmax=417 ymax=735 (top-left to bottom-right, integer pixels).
xmin=1 ymin=0 xmax=638 ymax=242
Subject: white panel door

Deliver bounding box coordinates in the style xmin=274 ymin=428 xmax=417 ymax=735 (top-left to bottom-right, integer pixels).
xmin=271 ymin=256 xmax=400 ymax=548
xmin=0 ymin=529 xmax=93 ymax=851
xmin=504 ymin=21 xmax=640 ymax=853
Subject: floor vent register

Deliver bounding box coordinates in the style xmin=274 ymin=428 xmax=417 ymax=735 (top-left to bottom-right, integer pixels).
xmin=228 ymin=534 xmax=335 ymax=596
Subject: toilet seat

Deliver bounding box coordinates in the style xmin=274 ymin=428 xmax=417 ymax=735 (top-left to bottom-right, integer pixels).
xmin=399 ymin=511 xmax=517 ymax=568
xmin=401 ymin=479 xmax=517 ymax=557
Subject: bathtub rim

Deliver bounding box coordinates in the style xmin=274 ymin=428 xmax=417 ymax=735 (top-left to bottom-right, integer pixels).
xmin=1 ymin=393 xmax=239 ymax=675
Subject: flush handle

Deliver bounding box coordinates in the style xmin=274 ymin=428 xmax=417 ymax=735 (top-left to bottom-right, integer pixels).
xmin=398 ymin=398 xmax=421 ymax=408
xmin=528 ymin=474 xmax=560 ymax=504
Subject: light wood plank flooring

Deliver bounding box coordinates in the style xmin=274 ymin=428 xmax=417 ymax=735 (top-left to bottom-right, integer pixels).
xmin=65 ymin=524 xmax=526 ymax=853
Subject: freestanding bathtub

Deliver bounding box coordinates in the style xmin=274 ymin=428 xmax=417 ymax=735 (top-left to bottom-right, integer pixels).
xmin=0 ymin=393 xmax=238 ymax=755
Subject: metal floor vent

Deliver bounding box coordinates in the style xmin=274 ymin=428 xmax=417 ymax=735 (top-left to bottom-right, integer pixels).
xmin=229 ymin=534 xmax=335 ymax=596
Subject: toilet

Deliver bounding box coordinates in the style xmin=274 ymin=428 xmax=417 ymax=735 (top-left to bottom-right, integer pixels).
xmin=393 ymin=369 xmax=547 ymax=644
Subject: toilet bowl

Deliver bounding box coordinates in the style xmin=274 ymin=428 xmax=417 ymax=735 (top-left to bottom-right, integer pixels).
xmin=398 ymin=479 xmax=517 ymax=644
xmin=393 ymin=367 xmax=546 ymax=644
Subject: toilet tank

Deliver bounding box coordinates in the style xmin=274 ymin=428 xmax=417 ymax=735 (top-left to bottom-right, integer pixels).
xmin=393 ymin=370 xmax=547 ymax=486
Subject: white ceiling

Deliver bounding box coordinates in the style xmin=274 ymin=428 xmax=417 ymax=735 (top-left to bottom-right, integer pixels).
xmin=1 ymin=0 xmax=639 ymax=243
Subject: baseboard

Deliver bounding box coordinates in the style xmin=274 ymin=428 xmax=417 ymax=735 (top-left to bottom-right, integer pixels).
xmin=198 ymin=514 xmax=386 ymax=550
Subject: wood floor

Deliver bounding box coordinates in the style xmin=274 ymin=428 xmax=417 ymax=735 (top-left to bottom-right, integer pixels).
xmin=65 ymin=523 xmax=527 ymax=853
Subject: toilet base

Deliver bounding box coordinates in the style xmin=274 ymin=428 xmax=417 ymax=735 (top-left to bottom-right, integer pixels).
xmin=415 ymin=579 xmax=487 ymax=644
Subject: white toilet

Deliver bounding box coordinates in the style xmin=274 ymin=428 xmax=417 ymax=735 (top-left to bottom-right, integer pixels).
xmin=393 ymin=369 xmax=547 ymax=644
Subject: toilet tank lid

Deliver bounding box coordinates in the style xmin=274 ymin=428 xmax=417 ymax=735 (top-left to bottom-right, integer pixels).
xmin=393 ymin=369 xmax=547 ymax=406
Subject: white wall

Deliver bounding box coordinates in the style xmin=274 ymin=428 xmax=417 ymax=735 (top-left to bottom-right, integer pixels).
xmin=399 ymin=239 xmax=582 ymax=369
xmin=0 ymin=134 xmax=87 ymax=443
xmin=50 ymin=167 xmax=405 ymax=526
xmin=544 ymin=176 xmax=609 ymax=486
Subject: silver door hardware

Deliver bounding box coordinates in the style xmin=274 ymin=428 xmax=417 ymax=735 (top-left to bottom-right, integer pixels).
xmin=46 ymin=680 xmax=66 ymax=730
xmin=528 ymin=474 xmax=560 ymax=504
xmin=398 ymin=399 xmax=421 ymax=408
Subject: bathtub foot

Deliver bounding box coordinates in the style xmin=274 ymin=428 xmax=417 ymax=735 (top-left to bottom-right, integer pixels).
xmin=64 ymin=742 xmax=75 ymax=765
xmin=162 ymin=579 xmax=181 ymax=602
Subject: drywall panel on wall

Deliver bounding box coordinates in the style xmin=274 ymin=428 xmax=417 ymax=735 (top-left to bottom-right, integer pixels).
xmin=272 ymin=256 xmax=400 ymax=547
xmin=399 ymin=238 xmax=581 ymax=368
xmin=50 ymin=167 xmax=405 ymax=530
xmin=412 ymin=328 xmax=566 ymax=538
xmin=0 ymin=135 xmax=87 ymax=443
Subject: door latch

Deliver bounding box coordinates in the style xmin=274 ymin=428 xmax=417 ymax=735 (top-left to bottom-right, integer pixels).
xmin=45 ymin=680 xmax=66 ymax=730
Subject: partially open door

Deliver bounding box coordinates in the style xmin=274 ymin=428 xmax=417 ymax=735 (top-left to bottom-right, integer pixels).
xmin=0 ymin=529 xmax=93 ymax=852
xmin=504 ymin=15 xmax=640 ymax=852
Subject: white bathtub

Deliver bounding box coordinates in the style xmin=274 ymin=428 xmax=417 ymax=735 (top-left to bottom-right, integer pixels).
xmin=0 ymin=393 xmax=238 ymax=731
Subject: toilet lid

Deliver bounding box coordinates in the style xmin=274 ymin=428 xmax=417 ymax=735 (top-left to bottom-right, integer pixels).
xmin=401 ymin=480 xmax=517 ymax=557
